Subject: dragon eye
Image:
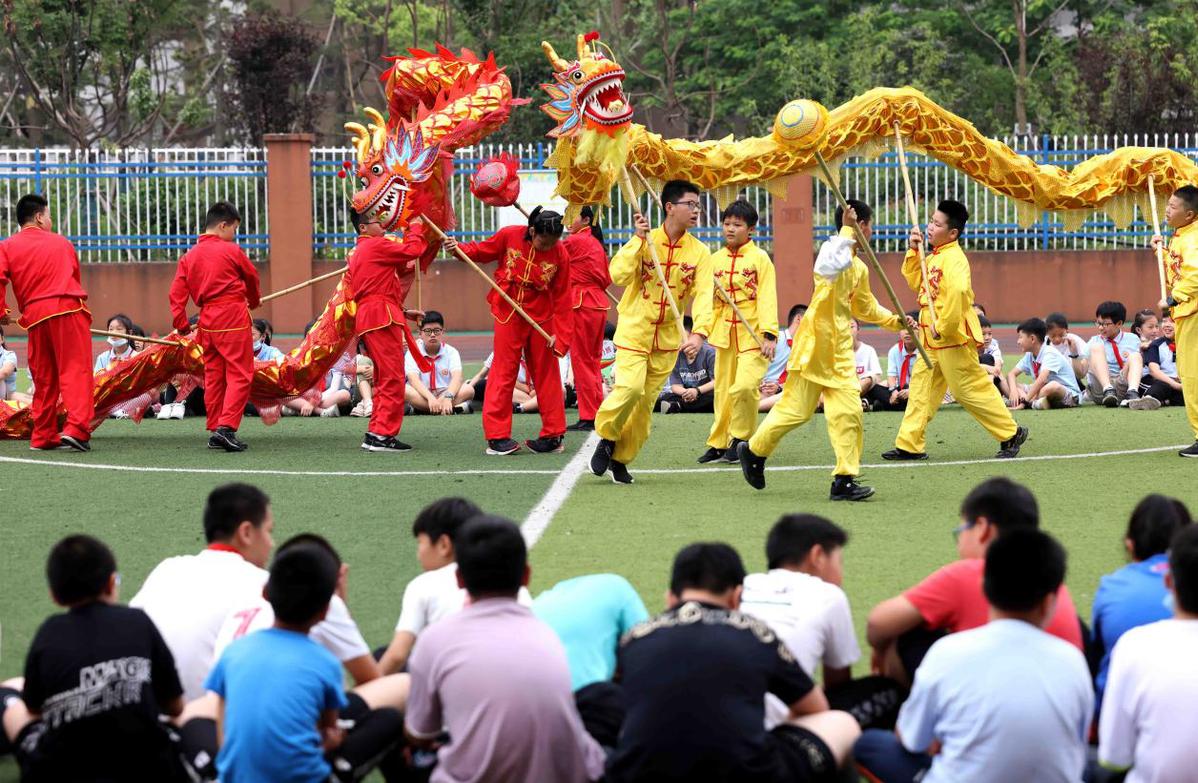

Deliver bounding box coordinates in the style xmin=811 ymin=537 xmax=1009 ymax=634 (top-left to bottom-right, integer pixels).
xmin=571 ymin=70 xmax=583 ymax=81
xmin=370 ymin=164 xmax=383 ymax=176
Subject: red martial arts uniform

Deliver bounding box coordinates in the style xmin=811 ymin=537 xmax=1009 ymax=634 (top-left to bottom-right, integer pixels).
xmin=0 ymin=226 xmax=94 ymax=448
xmin=169 ymin=234 xmax=260 ymax=433
xmin=347 ymin=224 xmax=432 ymax=438
xmin=563 ymin=227 xmax=611 ymax=421
xmin=457 ymin=225 xmax=572 ymax=441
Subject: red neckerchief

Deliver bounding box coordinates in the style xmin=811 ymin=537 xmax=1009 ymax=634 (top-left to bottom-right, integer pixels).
xmin=1108 ymin=336 xmax=1125 ymax=369
xmin=207 ymin=542 xmax=247 ymax=561
xmin=898 ymin=344 xmax=916 ymax=388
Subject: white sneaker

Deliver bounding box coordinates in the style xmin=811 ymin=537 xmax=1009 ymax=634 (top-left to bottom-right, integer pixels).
xmin=170 ymin=402 xmax=186 ymax=419
xmin=1128 ymin=396 xmax=1162 ymax=411
xmin=455 ymin=400 xmax=473 ymax=414
xmin=349 ymin=401 xmax=369 ymax=417
xmin=320 ymin=405 xmax=341 ymax=417
xmin=156 ymin=404 xmax=173 ymax=420
xmin=111 ymin=409 xmax=131 ymax=420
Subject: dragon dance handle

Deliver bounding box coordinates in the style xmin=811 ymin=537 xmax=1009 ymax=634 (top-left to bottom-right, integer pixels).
xmin=893 ymin=124 xmax=941 ymax=340
xmin=711 ymin=277 xmax=765 ymax=351
xmin=617 ymin=167 xmax=685 ymax=332
xmin=1147 ymin=176 xmax=1169 ymax=303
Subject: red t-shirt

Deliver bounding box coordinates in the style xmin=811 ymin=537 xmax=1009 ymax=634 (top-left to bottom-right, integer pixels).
xmin=904 ymin=558 xmax=1083 ymax=649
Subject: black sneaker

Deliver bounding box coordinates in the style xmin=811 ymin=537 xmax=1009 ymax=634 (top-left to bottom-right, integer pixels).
xmin=697 ymin=447 xmax=725 ymax=464
xmin=995 ymin=425 xmax=1029 ymax=459
xmin=526 ymin=436 xmax=565 ymax=454
xmin=208 ymin=427 xmax=247 ymax=453
xmin=738 ymin=441 xmax=766 ymax=490
xmin=718 ymin=438 xmax=744 ymax=463
xmin=1180 ymin=442 xmax=1198 ymax=458
xmin=59 ymin=434 xmax=91 ymax=452
xmin=1102 ymin=387 xmax=1118 ymax=407
xmin=831 ymin=475 xmax=875 ymax=501
xmin=30 ymin=442 xmax=71 ymax=451
xmin=881 ymin=447 xmax=928 ymax=461
xmin=610 ymin=460 xmax=634 ymax=484
xmin=658 ymin=400 xmax=681 ymax=414
xmin=591 ymin=438 xmax=615 ymax=476
xmin=361 ymin=433 xmax=412 ymax=452
xmin=566 ymin=419 xmax=595 ymax=431
xmin=486 ymin=438 xmax=521 ymax=456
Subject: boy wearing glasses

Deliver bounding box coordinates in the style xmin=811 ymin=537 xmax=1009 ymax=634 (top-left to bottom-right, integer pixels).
xmin=404 ymin=310 xmax=473 ymax=414
xmin=590 ymin=180 xmax=714 ymax=484
xmin=1086 ymin=300 xmax=1143 ymax=407
xmin=347 ymin=210 xmax=431 ymax=452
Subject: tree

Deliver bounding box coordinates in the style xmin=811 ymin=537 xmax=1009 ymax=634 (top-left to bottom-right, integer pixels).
xmin=226 ymin=12 xmax=320 ymax=144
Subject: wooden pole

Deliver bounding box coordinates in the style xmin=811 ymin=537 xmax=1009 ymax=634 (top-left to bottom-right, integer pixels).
xmin=893 ymin=124 xmax=940 ymax=338
xmin=712 ymin=277 xmax=765 ymax=350
xmin=421 ymin=214 xmax=556 ymax=346
xmin=814 ymin=151 xmax=933 ymax=370
xmin=259 ymin=266 xmax=347 ymax=305
xmin=616 ymin=167 xmax=685 ymax=331
xmin=1147 ymin=175 xmax=1170 ymax=303
xmin=91 ymin=329 xmax=179 ymax=347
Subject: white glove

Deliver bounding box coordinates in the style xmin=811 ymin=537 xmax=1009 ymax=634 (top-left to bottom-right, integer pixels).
xmin=814 ymin=235 xmax=855 ymax=280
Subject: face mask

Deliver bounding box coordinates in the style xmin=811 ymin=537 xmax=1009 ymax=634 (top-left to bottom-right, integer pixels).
xmin=253 ymin=341 xmax=263 ymax=352
xmin=107 ymin=336 xmax=128 ymax=348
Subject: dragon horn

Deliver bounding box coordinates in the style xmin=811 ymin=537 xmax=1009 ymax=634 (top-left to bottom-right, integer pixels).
xmin=542 ymin=41 xmax=569 ymax=72
xmin=364 ymin=107 xmax=387 ymax=153
xmin=576 ymin=33 xmax=589 ymax=60
xmin=344 ymin=122 xmax=370 ymax=162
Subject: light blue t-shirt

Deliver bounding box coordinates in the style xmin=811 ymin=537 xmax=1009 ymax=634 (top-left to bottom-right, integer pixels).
xmin=1091 ymin=554 xmax=1172 ymax=708
xmin=1015 ymin=344 xmax=1082 ymax=399
xmin=897 ymin=619 xmax=1093 ymax=783
xmin=763 ymin=328 xmax=793 ymax=383
xmin=205 ymin=627 xmax=348 ymax=783
xmin=93 ymin=347 xmax=136 ymax=373
xmin=532 ymin=574 xmax=649 ymax=691
xmin=0 ymin=348 xmax=16 ymax=399
xmin=1088 ymin=331 xmax=1141 ymax=376
xmin=255 ymin=343 xmax=285 ymax=362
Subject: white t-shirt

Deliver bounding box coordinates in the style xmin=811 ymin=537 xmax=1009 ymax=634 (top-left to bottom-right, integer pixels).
xmin=213 ymin=594 xmax=370 ymax=664
xmin=898 ymin=618 xmax=1093 ymax=783
xmin=740 ymin=569 xmax=860 ymax=728
xmin=482 ymin=351 xmax=529 ymax=385
xmin=395 ymin=562 xmax=532 ymax=636
xmin=1048 ymin=332 xmax=1087 ymax=360
xmin=1099 ymin=618 xmax=1198 ymax=783
xmin=405 ymin=341 xmax=462 ymax=394
xmin=853 ymin=343 xmax=882 ymax=383
xmin=130 ymin=549 xmax=270 ymax=701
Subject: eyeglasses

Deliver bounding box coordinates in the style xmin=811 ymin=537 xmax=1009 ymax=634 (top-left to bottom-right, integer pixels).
xmin=952 ymin=521 xmax=975 ymax=541
xmin=421 ymin=328 xmax=444 ymax=336
xmin=1095 ymin=320 xmax=1116 ymax=328
xmin=671 ymin=200 xmax=701 ymax=210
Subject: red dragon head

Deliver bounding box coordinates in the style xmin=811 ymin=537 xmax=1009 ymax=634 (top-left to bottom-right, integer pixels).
xmin=540 ymin=33 xmax=633 ymax=138
xmin=344 ymin=107 xmax=440 ymax=231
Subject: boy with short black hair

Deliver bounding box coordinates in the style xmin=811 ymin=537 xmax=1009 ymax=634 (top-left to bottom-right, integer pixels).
xmin=169 ymin=201 xmax=261 ymax=452
xmin=1 ymin=535 xmax=185 ymax=781
xmin=404 ymin=310 xmax=473 ymax=415
xmin=658 ymin=315 xmax=717 ymax=414
xmin=1005 ymin=316 xmax=1083 ymax=409
xmin=1151 ymin=184 xmax=1198 ymax=456
xmin=1087 ymin=300 xmax=1143 ymax=407
xmin=1045 ymin=311 xmax=1088 ymax=381
xmin=759 ymin=303 xmax=806 ymax=412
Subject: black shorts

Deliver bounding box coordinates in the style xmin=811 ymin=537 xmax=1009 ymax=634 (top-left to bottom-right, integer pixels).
xmin=767 ymin=724 xmax=838 ymax=783
xmin=896 ymin=626 xmax=947 ymax=681
xmin=16 ymin=719 xmax=185 ymax=782
xmin=574 ymin=680 xmax=626 ymax=749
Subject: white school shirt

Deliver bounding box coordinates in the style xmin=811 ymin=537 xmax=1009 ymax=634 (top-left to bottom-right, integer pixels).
xmin=213 ymin=593 xmax=370 ymax=664
xmin=1015 ymin=344 xmax=1082 ymax=399
xmin=394 ymin=562 xmax=532 ymax=636
xmin=1048 ymin=332 xmax=1087 ymax=359
xmin=130 ymin=549 xmax=271 ymax=701
xmin=1099 ymin=619 xmax=1198 ymax=783
xmin=406 ymin=341 xmax=463 ymax=394
xmin=1088 ymin=332 xmax=1141 ymax=376
xmin=984 ymin=338 xmax=1003 ymax=368
xmin=0 ymin=348 xmax=17 ymax=399
xmin=853 ymin=342 xmax=882 ymax=382
xmin=481 ymin=351 xmax=529 ymax=385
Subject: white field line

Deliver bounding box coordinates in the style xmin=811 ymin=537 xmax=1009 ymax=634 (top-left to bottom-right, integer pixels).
xmin=520 ymin=432 xmax=600 ymax=548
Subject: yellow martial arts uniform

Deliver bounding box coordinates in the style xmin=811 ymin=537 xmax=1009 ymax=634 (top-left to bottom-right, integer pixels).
xmin=700 ymin=240 xmax=779 ymax=450
xmin=595 ymin=227 xmax=713 ymax=465
xmin=748 ymin=227 xmax=902 ymax=476
xmin=1165 ymin=220 xmax=1198 ymax=442
xmin=893 ymin=240 xmax=1018 ymax=454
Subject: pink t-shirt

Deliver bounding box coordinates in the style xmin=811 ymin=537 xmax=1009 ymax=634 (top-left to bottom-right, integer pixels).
xmin=405 ymin=598 xmax=605 ymax=783
xmin=905 ymin=558 xmax=1084 ymax=649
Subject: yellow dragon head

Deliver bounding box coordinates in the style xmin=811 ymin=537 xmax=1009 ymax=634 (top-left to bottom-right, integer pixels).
xmin=540 ymin=33 xmax=633 ymax=138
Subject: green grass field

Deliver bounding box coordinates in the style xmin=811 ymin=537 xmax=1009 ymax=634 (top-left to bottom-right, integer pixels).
xmin=1 ymin=398 xmax=1196 ymax=780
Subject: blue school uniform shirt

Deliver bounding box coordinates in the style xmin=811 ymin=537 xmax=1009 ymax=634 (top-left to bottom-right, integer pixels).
xmin=1091 ymin=553 xmax=1172 ymax=707
xmin=1014 ymin=344 xmax=1081 ymax=398
xmin=763 ymin=328 xmax=793 ymax=383
xmin=254 ymin=342 xmax=285 ymax=362
xmin=93 ymin=347 xmax=136 ymax=373
xmin=532 ymin=573 xmax=649 ymax=691
xmin=1087 ymin=331 xmax=1140 ymax=376
xmin=1143 ymin=336 xmax=1178 ymax=378
xmin=0 ymin=347 xmax=16 ymax=398
xmin=205 ymin=627 xmax=347 ymax=783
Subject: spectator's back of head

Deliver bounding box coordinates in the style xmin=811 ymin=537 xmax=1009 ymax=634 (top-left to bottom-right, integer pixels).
xmin=787 ymin=303 xmax=808 ymax=325
xmin=454 ymin=515 xmax=527 ymax=597
xmin=604 ymin=321 xmax=616 ymax=340
xmin=47 ymin=534 xmax=117 ymax=607
xmin=766 ymin=514 xmax=848 ymax=569
xmin=669 ymin=542 xmax=746 ymax=600
xmin=961 ymin=477 xmax=1039 ymax=532
xmin=279 ymin=532 xmax=343 ymax=565
xmin=1126 ymin=495 xmax=1191 ymax=561
xmin=984 ymin=529 xmax=1066 ymax=615
xmin=1170 ymin=525 xmax=1198 ymax=615
xmin=203 ymin=483 xmax=271 ymax=542
xmin=266 ymin=543 xmax=339 ymax=626
xmin=412 ymin=497 xmax=482 ymax=543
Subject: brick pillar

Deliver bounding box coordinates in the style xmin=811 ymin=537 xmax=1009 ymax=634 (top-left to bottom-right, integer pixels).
xmin=772 ymin=174 xmax=815 ymax=310
xmin=264 ymin=133 xmax=315 ymax=333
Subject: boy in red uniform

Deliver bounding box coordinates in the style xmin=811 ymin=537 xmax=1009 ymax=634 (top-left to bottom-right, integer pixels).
xmin=443 ymin=208 xmax=572 ymax=455
xmin=347 ymin=211 xmax=432 ymax=452
xmin=0 ymin=194 xmax=94 ymax=451
xmin=563 ymin=206 xmax=611 ymax=432
xmin=169 ymin=202 xmax=260 ymax=452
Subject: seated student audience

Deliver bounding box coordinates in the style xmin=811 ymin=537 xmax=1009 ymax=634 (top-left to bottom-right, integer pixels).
xmin=251 ymin=318 xmax=284 ymax=363
xmin=205 ymin=541 xmax=402 ymax=783
xmin=129 ymin=323 xmax=147 ymax=352
xmin=1091 ymin=495 xmax=1191 ymax=712
xmin=851 ymin=318 xmax=888 ymax=411
xmin=405 ymin=311 xmax=473 ymax=415
xmin=284 ymin=320 xmax=353 ymax=417
xmin=600 ymin=320 xmax=618 ymax=394
xmin=741 ymin=515 xmax=903 ymax=730
xmin=1004 ymin=316 xmax=1083 ymax=409
xmin=1087 ymin=300 xmax=1144 ymax=407
xmin=131 ymin=483 xmax=275 ymax=701
xmin=855 ymin=529 xmax=1092 ymax=783
xmin=1130 ymin=314 xmax=1183 ymax=410
xmin=658 ymin=315 xmax=716 ymax=414
xmin=1098 ymin=524 xmax=1198 ymax=782
xmin=607 ymin=542 xmax=860 ymax=783
xmin=866 ymin=477 xmax=1083 ymax=688
xmin=1121 ymin=308 xmax=1161 ymax=408
xmin=350 ymin=340 xmax=375 ymax=417
xmin=1045 ymin=311 xmax=1089 ymax=382
xmin=759 ymin=303 xmax=805 ymax=413
xmin=517 ymin=353 xmax=572 ymax=415
xmin=976 ymin=314 xmax=1004 ymax=372
xmin=465 ymin=350 xmax=533 ymax=409
xmin=405 ymin=514 xmax=606 ymax=783
xmin=0 ymin=535 xmax=186 ymax=782
xmin=0 ymin=325 xmax=21 ymax=402
xmin=156 ymin=314 xmax=201 ymax=420
xmin=877 ymin=312 xmax=921 ymax=412
xmin=93 ymin=313 xmax=140 ymax=373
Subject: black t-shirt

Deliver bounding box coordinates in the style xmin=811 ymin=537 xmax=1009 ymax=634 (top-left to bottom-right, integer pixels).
xmin=22 ymin=601 xmax=184 ymax=781
xmin=606 ymin=600 xmax=815 ymax=783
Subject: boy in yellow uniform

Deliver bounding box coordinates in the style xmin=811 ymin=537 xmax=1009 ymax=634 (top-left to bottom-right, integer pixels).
xmin=738 ymin=201 xmax=905 ymax=501
xmin=1152 ymin=184 xmax=1198 ymax=458
xmin=591 ymin=180 xmax=714 ymax=484
xmin=696 ymin=199 xmax=779 ymax=464
xmin=883 ymin=199 xmax=1027 ymax=461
